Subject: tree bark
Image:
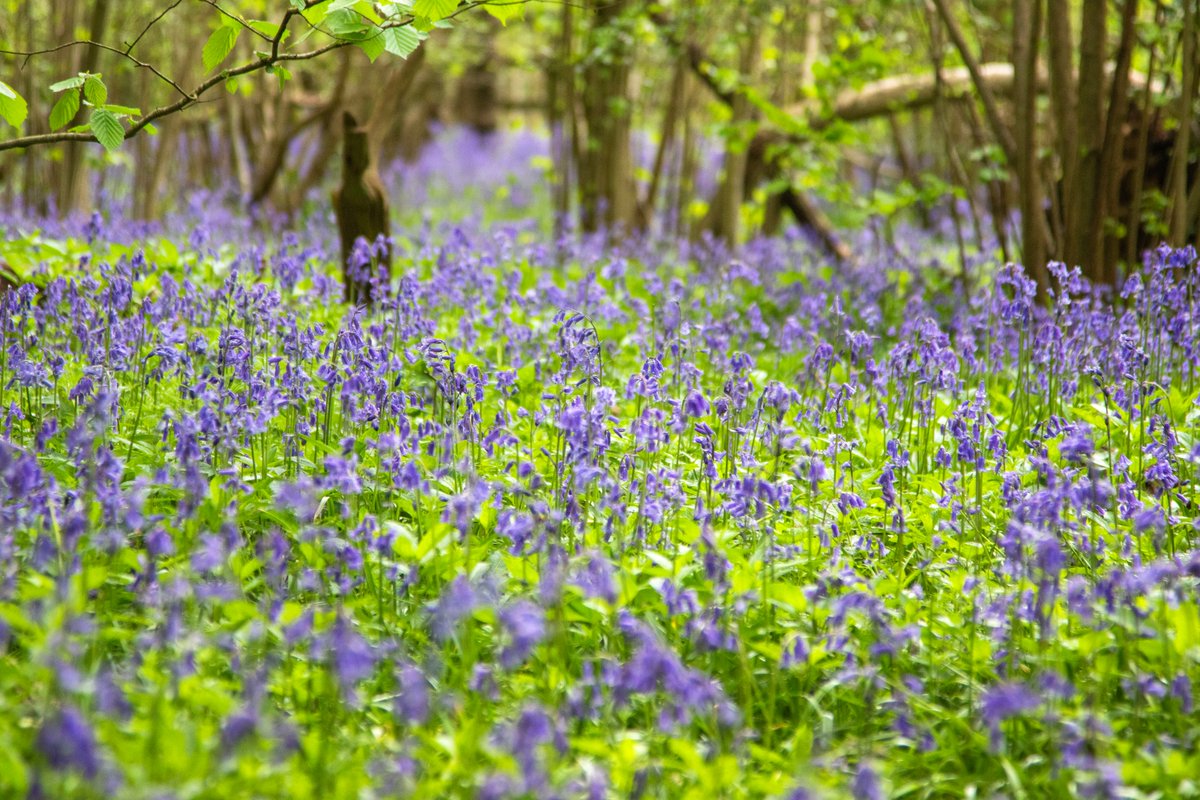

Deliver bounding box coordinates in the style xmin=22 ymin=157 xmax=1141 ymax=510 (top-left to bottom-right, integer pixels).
xmin=1169 ymin=0 xmax=1197 ymax=245
xmin=1070 ymin=0 xmax=1107 ymax=274
xmin=1046 ymin=0 xmax=1076 ymax=257
xmin=1013 ymin=0 xmax=1048 ymax=287
xmin=61 ymin=0 xmax=110 ymax=213
xmin=578 ymin=0 xmax=637 ymax=234
xmin=709 ymin=21 xmax=762 ymax=244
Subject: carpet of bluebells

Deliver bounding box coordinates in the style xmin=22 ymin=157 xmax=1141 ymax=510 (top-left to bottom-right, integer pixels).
xmin=2 ymin=188 xmax=1200 ymax=800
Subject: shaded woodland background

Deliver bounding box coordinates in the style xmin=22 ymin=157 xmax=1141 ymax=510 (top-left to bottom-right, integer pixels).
xmin=1 ymin=0 xmax=1198 ymax=289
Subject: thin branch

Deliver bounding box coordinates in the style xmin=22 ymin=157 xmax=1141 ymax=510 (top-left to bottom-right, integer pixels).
xmin=198 ymin=0 xmax=275 ymax=42
xmin=928 ymin=0 xmax=1017 ymax=162
xmin=0 ymin=0 xmax=509 ymax=154
xmin=124 ymin=0 xmax=186 ymax=55
xmin=0 ymin=40 xmax=192 ymax=100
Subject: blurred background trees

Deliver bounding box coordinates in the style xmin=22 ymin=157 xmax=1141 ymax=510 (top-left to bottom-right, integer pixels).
xmin=1 ymin=0 xmax=1197 ymax=288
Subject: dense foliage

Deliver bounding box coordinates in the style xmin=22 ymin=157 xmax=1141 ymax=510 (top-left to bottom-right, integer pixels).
xmin=1 ymin=182 xmax=1199 ymax=799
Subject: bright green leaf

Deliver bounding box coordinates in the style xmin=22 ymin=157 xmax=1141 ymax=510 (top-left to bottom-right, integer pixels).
xmin=358 ymin=33 xmax=386 ymax=62
xmin=49 ymin=88 xmax=80 ymax=131
xmin=382 ymin=26 xmax=424 ymax=58
xmin=83 ymin=74 xmax=107 ymax=106
xmin=248 ymin=19 xmax=284 ymax=39
xmin=102 ymin=104 xmax=143 ymax=116
xmin=202 ymin=25 xmax=240 ymax=72
xmin=412 ymin=0 xmax=457 ymax=21
xmin=49 ymin=76 xmax=86 ymax=92
xmin=484 ymin=1 xmax=524 ymax=25
xmin=89 ymin=107 xmax=125 ymax=152
xmin=325 ymin=8 xmax=371 ymax=37
xmin=0 ymin=80 xmax=27 ymax=129
xmin=270 ymin=64 xmax=292 ymax=88
xmin=300 ymin=0 xmax=331 ymax=26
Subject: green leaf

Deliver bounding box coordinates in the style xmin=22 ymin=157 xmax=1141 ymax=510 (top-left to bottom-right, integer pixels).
xmin=202 ymin=25 xmax=240 ymax=72
xmin=49 ymin=76 xmax=86 ymax=92
xmin=382 ymin=26 xmax=424 ymax=58
xmin=269 ymin=64 xmax=292 ymax=88
xmin=325 ymin=9 xmax=371 ymax=37
xmin=484 ymin=1 xmax=524 ymax=25
xmin=89 ymin=108 xmax=125 ymax=152
xmin=83 ymin=74 xmax=107 ymax=106
xmin=0 ymin=80 xmax=27 ymax=129
xmin=102 ymin=104 xmax=143 ymax=116
xmin=412 ymin=0 xmax=457 ymax=20
xmin=358 ymin=33 xmax=386 ymax=62
xmin=49 ymin=88 xmax=80 ymax=131
xmin=300 ymin=0 xmax=331 ymax=26
xmin=248 ymin=19 xmax=283 ymax=39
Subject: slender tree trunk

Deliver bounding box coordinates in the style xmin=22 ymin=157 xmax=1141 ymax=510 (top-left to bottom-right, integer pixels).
xmin=549 ymin=0 xmax=575 ymax=244
xmin=638 ymin=54 xmax=686 ymax=231
xmin=1126 ymin=2 xmax=1165 ymax=266
xmin=710 ymin=22 xmax=762 ymax=244
xmin=930 ymin=0 xmax=1017 ymax=163
xmin=1097 ymin=0 xmax=1139 ymax=283
xmin=1046 ymin=0 xmax=1076 ymax=259
xmin=1169 ymin=0 xmax=1198 ymax=245
xmin=1013 ymin=0 xmax=1048 ymax=287
xmin=62 ymin=0 xmax=110 ymax=214
xmin=578 ymin=0 xmax=637 ymax=234
xmin=801 ymin=1 xmax=822 ymax=90
xmin=1071 ymin=0 xmax=1107 ymax=277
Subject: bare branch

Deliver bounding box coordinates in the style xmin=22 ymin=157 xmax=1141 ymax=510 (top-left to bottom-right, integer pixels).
xmin=124 ymin=0 xmax=186 ymax=55
xmin=198 ymin=0 xmax=275 ymax=42
xmin=0 ymin=0 xmax=510 ymax=154
xmin=0 ymin=40 xmax=192 ymax=100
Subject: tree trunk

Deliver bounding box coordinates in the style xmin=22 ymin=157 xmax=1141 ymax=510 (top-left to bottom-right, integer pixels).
xmin=1096 ymin=0 xmax=1139 ymax=284
xmin=578 ymin=0 xmax=637 ymax=234
xmin=62 ymin=0 xmax=110 ymax=214
xmin=1046 ymin=0 xmax=1076 ymax=258
xmin=1013 ymin=0 xmax=1048 ymax=287
xmin=1169 ymin=0 xmax=1198 ymax=245
xmin=1070 ymin=0 xmax=1107 ymax=276
xmin=709 ymin=23 xmax=762 ymax=244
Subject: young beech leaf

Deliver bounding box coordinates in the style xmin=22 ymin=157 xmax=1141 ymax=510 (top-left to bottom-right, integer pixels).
xmin=83 ymin=75 xmax=107 ymax=106
xmin=383 ymin=26 xmax=424 ymax=58
xmin=202 ymin=25 xmax=240 ymax=72
xmin=484 ymin=1 xmax=524 ymax=25
xmin=48 ymin=76 xmax=86 ymax=92
xmin=358 ymin=33 xmax=386 ymax=62
xmin=0 ymin=80 xmax=27 ymax=129
xmin=89 ymin=108 xmax=125 ymax=152
xmin=49 ymin=88 xmax=81 ymax=131
xmin=412 ymin=0 xmax=457 ymax=21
